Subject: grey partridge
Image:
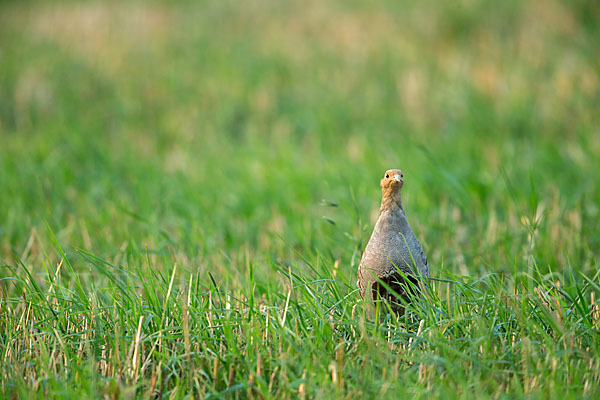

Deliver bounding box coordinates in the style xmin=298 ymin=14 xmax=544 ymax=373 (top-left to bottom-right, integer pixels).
xmin=357 ymin=169 xmax=429 ymax=314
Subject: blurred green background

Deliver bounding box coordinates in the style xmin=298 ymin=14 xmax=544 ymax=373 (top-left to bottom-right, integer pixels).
xmin=1 ymin=0 xmax=599 ymax=284
xmin=1 ymin=1 xmax=600 ymax=398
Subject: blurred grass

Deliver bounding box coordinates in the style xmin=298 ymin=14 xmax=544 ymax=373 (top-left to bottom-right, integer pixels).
xmin=1 ymin=0 xmax=599 ymax=398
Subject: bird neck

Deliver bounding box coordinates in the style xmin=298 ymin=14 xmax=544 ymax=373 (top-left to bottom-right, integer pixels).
xmin=379 ymin=190 xmax=403 ymax=213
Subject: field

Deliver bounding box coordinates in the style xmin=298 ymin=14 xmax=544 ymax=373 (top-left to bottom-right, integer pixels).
xmin=1 ymin=0 xmax=599 ymax=398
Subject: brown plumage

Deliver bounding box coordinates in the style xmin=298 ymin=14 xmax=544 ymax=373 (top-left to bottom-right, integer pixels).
xmin=357 ymin=169 xmax=429 ymax=314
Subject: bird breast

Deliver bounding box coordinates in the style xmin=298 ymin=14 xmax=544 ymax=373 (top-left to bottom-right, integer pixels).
xmin=363 ymin=209 xmax=425 ymax=277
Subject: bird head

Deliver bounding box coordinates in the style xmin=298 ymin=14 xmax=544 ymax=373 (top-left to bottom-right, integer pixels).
xmin=380 ymin=169 xmax=404 ymax=192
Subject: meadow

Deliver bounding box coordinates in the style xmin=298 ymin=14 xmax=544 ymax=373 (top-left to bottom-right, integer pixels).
xmin=1 ymin=0 xmax=599 ymax=398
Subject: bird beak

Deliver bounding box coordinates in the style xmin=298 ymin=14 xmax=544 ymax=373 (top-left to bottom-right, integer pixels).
xmin=393 ymin=174 xmax=402 ymax=182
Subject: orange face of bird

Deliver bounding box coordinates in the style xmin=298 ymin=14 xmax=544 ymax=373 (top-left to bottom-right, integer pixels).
xmin=380 ymin=169 xmax=404 ymax=191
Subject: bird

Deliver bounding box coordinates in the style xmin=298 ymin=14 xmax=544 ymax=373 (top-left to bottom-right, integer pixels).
xmin=357 ymin=169 xmax=429 ymax=315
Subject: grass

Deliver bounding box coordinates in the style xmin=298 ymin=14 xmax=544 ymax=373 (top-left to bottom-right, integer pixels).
xmin=1 ymin=0 xmax=599 ymax=398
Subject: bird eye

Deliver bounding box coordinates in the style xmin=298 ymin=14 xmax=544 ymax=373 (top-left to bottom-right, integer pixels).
xmin=401 ymin=174 xmax=403 ymax=178
xmin=385 ymin=174 xmax=389 ymax=178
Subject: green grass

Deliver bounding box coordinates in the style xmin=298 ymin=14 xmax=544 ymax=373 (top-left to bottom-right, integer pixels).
xmin=1 ymin=0 xmax=599 ymax=398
